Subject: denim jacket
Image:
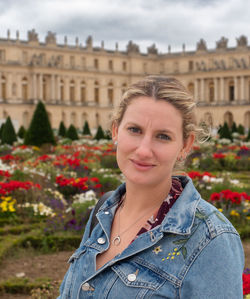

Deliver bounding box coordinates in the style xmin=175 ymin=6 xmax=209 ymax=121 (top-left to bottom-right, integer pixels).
xmin=58 ymin=176 xmax=244 ymax=299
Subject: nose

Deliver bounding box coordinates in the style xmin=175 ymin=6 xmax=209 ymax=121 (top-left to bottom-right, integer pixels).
xmin=135 ymin=135 xmax=153 ymax=159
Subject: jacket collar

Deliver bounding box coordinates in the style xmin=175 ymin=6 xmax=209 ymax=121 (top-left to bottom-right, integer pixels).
xmin=100 ymin=176 xmax=200 ymax=236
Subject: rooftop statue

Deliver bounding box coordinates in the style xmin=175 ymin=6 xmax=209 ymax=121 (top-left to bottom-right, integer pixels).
xmin=196 ymin=39 xmax=207 ymax=51
xmin=216 ymin=36 xmax=228 ymax=49
xmin=127 ymin=40 xmax=140 ymax=53
xmin=28 ymin=29 xmax=39 ymax=42
xmin=45 ymin=31 xmax=56 ymax=44
xmin=236 ymin=35 xmax=247 ymax=47
xmin=147 ymin=43 xmax=158 ymax=55
xmin=86 ymin=35 xmax=93 ymax=48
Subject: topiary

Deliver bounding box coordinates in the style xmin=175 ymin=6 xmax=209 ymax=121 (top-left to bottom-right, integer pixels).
xmin=219 ymin=122 xmax=232 ymax=140
xmin=231 ymin=122 xmax=238 ymax=133
xmin=66 ymin=124 xmax=79 ymax=140
xmin=82 ymin=121 xmax=91 ymax=135
xmin=94 ymin=125 xmax=105 ymax=140
xmin=1 ymin=116 xmax=17 ymax=145
xmin=17 ymin=126 xmax=26 ymax=139
xmin=237 ymin=124 xmax=245 ymax=135
xmin=24 ymin=101 xmax=56 ymax=146
xmin=58 ymin=121 xmax=66 ymax=137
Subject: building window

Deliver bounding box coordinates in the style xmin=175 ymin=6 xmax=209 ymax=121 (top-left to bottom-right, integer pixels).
xmin=107 ymin=82 xmax=113 ymax=106
xmin=122 ymin=61 xmax=127 ymax=71
xmin=70 ymin=56 xmax=75 ymax=68
xmin=0 ymin=50 xmax=5 ymax=62
xmin=70 ymin=80 xmax=75 ymax=101
xmin=71 ymin=112 xmax=77 ymax=127
xmin=94 ymin=58 xmax=99 ymax=69
xmin=108 ymin=60 xmax=113 ymax=71
xmin=60 ymin=80 xmax=64 ymax=101
xmin=94 ymin=81 xmax=99 ymax=104
xmin=22 ymin=77 xmax=28 ymax=100
xmin=209 ymin=82 xmax=214 ymax=102
xmin=1 ymin=76 xmax=6 ymax=100
xmin=42 ymin=77 xmax=47 ymax=101
xmin=81 ymin=57 xmax=86 ymax=69
xmin=229 ymin=81 xmax=234 ymax=101
xmin=224 ymin=111 xmax=233 ymax=128
xmin=80 ymin=81 xmax=86 ymax=103
xmin=189 ymin=61 xmax=193 ymax=71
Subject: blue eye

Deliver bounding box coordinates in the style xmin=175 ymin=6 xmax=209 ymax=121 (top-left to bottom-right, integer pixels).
xmin=157 ymin=133 xmax=171 ymax=140
xmin=128 ymin=127 xmax=141 ymax=133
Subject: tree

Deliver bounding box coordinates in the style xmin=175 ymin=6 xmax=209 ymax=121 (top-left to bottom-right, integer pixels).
xmin=17 ymin=126 xmax=26 ymax=139
xmin=218 ymin=122 xmax=232 ymax=140
xmin=1 ymin=116 xmax=17 ymax=145
xmin=0 ymin=123 xmax=5 ymax=140
xmin=246 ymin=129 xmax=250 ymax=141
xmin=94 ymin=125 xmax=105 ymax=140
xmin=237 ymin=124 xmax=245 ymax=135
xmin=66 ymin=124 xmax=79 ymax=140
xmin=231 ymin=122 xmax=238 ymax=133
xmin=58 ymin=121 xmax=66 ymax=137
xmin=24 ymin=101 xmax=55 ymax=146
xmin=82 ymin=120 xmax=91 ymax=135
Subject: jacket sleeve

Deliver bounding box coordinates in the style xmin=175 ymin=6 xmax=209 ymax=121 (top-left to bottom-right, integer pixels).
xmin=180 ymin=232 xmax=244 ymax=299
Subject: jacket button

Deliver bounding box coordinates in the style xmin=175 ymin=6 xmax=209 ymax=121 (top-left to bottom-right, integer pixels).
xmin=82 ymin=282 xmax=90 ymax=291
xmin=127 ymin=273 xmax=137 ymax=282
xmin=97 ymin=237 xmax=106 ymax=244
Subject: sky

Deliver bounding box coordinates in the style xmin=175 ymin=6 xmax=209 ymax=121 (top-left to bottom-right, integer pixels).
xmin=0 ymin=0 xmax=249 ymax=54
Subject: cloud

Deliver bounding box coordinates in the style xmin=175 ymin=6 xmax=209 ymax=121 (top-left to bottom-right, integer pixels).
xmin=0 ymin=0 xmax=249 ymax=52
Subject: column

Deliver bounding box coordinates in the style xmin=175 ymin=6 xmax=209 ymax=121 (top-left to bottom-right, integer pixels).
xmin=200 ymin=79 xmax=205 ymax=102
xmin=65 ymin=77 xmax=70 ymax=103
xmin=194 ymin=79 xmax=199 ymax=102
xmin=220 ymin=77 xmax=224 ymax=102
xmin=214 ymin=78 xmax=218 ymax=102
xmin=32 ymin=74 xmax=37 ymax=100
xmin=39 ymin=74 xmax=43 ymax=100
xmin=234 ymin=77 xmax=238 ymax=101
xmin=56 ymin=75 xmax=60 ymax=101
xmin=75 ymin=78 xmax=81 ymax=103
xmin=240 ymin=76 xmax=245 ymax=101
xmin=51 ymin=74 xmax=55 ymax=101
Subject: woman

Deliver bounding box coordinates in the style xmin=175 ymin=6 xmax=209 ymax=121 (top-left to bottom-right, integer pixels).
xmin=58 ymin=76 xmax=244 ymax=298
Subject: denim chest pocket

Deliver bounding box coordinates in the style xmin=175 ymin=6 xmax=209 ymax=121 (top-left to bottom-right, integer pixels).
xmin=108 ymin=261 xmax=165 ymax=298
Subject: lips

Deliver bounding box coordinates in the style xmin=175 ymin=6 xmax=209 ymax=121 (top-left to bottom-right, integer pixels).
xmin=130 ymin=159 xmax=155 ymax=170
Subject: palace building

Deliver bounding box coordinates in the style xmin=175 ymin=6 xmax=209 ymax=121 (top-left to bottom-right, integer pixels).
xmin=0 ymin=29 xmax=250 ymax=131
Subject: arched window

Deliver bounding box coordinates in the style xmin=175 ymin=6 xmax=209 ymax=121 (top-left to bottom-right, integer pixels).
xmin=62 ymin=111 xmax=66 ymax=125
xmin=71 ymin=112 xmax=77 ymax=127
xmin=94 ymin=81 xmax=99 ymax=104
xmin=22 ymin=77 xmax=28 ymax=100
xmin=82 ymin=112 xmax=88 ymax=127
xmin=121 ymin=83 xmax=127 ymax=95
xmin=224 ymin=111 xmax=233 ymax=128
xmin=80 ymin=81 xmax=86 ymax=103
xmin=23 ymin=111 xmax=29 ymax=128
xmin=12 ymin=83 xmax=17 ymax=96
xmin=229 ymin=81 xmax=234 ymax=101
xmin=70 ymin=80 xmax=75 ymax=102
xmin=208 ymin=82 xmax=214 ymax=102
xmin=96 ymin=113 xmax=100 ymax=127
xmin=47 ymin=111 xmax=52 ymax=125
xmin=1 ymin=76 xmax=6 ymax=100
xmin=3 ymin=110 xmax=8 ymax=119
xmin=204 ymin=112 xmax=213 ymax=127
xmin=187 ymin=83 xmax=194 ymax=95
xmin=42 ymin=77 xmax=47 ymax=101
xmin=244 ymin=111 xmax=250 ymax=129
xmin=60 ymin=80 xmax=64 ymax=102
xmin=107 ymin=82 xmax=113 ymax=106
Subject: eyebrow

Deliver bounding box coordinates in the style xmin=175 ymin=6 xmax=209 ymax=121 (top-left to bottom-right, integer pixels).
xmin=125 ymin=122 xmax=175 ymax=135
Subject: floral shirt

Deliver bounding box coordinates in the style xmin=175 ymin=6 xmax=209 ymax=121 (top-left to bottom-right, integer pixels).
xmin=132 ymin=177 xmax=183 ymax=243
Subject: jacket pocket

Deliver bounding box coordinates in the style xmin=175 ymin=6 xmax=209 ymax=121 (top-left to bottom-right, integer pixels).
xmin=108 ymin=260 xmax=165 ymax=298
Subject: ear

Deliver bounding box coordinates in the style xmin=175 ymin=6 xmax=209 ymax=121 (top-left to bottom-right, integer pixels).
xmin=112 ymin=122 xmax=118 ymax=143
xmin=182 ymin=132 xmax=195 ymax=156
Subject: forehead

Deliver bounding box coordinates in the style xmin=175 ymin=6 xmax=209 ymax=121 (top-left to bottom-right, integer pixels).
xmin=121 ymin=96 xmax=183 ymax=130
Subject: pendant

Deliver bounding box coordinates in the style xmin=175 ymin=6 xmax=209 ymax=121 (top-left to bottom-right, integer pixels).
xmin=112 ymin=235 xmax=121 ymax=246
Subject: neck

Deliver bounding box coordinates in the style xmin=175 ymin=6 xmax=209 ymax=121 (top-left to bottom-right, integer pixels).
xmin=122 ymin=178 xmax=172 ymax=216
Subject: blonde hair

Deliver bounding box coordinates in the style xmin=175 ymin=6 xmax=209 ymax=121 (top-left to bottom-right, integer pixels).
xmin=112 ymin=76 xmax=198 ymax=142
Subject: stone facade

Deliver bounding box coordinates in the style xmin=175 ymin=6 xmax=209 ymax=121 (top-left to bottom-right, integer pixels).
xmin=0 ymin=29 xmax=250 ymax=131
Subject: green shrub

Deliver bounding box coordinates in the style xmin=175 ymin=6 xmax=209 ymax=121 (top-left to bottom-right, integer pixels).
xmin=94 ymin=125 xmax=105 ymax=140
xmin=17 ymin=125 xmax=26 ymax=139
xmin=237 ymin=124 xmax=245 ymax=135
xmin=218 ymin=122 xmax=232 ymax=140
xmin=1 ymin=116 xmax=17 ymax=145
xmin=82 ymin=120 xmax=91 ymax=135
xmin=58 ymin=121 xmax=66 ymax=137
xmin=24 ymin=101 xmax=55 ymax=147
xmin=66 ymin=124 xmax=78 ymax=140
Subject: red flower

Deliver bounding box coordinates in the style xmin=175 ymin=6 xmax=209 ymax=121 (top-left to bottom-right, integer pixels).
xmin=243 ymin=273 xmax=250 ymax=295
xmin=213 ymin=153 xmax=226 ymax=159
xmin=210 ymin=193 xmax=220 ymax=201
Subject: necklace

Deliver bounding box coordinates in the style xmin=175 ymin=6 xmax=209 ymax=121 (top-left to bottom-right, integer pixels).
xmin=112 ymin=194 xmax=161 ymax=246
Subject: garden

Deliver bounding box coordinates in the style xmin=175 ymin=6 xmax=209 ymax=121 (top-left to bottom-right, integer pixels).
xmin=0 ymin=101 xmax=249 ymax=298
